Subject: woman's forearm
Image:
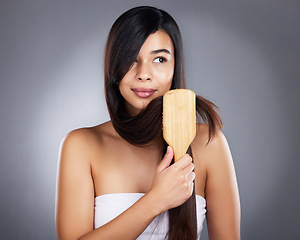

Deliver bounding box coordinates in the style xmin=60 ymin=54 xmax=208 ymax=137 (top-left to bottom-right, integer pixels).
xmin=78 ymin=191 xmax=161 ymax=240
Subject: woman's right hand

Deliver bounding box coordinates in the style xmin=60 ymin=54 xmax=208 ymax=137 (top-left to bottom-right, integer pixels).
xmin=149 ymin=146 xmax=195 ymax=213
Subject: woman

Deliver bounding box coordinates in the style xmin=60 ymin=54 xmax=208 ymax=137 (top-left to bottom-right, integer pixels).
xmin=55 ymin=6 xmax=240 ymax=240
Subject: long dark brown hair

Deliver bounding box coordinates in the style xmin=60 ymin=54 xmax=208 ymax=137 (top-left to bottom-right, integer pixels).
xmin=104 ymin=6 xmax=223 ymax=240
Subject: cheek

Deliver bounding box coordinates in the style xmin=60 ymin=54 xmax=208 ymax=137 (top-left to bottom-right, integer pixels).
xmin=159 ymin=68 xmax=174 ymax=89
xmin=119 ymin=72 xmax=132 ymax=95
xmin=118 ymin=81 xmax=124 ymax=95
xmin=118 ymin=80 xmax=129 ymax=100
xmin=154 ymin=61 xmax=174 ymax=78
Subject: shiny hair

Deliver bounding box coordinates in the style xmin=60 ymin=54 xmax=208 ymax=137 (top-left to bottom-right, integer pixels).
xmin=104 ymin=6 xmax=223 ymax=240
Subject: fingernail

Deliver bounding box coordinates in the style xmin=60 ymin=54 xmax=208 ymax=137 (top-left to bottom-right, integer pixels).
xmin=167 ymin=146 xmax=171 ymax=154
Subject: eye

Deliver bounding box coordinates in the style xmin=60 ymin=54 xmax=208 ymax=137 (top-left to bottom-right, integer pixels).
xmin=153 ymin=57 xmax=167 ymax=63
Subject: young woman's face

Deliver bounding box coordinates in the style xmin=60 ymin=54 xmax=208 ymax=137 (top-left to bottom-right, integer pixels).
xmin=119 ymin=30 xmax=175 ymax=116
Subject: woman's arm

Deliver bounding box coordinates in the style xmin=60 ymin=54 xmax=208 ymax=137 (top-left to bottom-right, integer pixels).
xmin=55 ymin=130 xmax=95 ymax=239
xmin=55 ymin=130 xmax=195 ymax=240
xmin=194 ymin=126 xmax=240 ymax=240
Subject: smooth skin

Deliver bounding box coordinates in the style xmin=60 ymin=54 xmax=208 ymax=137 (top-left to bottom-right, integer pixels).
xmin=55 ymin=30 xmax=240 ymax=240
xmin=119 ymin=30 xmax=175 ymax=116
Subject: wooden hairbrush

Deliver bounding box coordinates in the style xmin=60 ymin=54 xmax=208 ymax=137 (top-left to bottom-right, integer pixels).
xmin=163 ymin=89 xmax=196 ymax=162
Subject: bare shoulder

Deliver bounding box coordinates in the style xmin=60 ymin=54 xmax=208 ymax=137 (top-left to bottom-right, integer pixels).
xmin=60 ymin=121 xmax=115 ymax=157
xmin=192 ymin=123 xmax=232 ymax=197
xmin=62 ymin=121 xmax=109 ymax=144
xmin=59 ymin=128 xmax=92 ymax=167
xmin=192 ymin=123 xmax=236 ymax=188
xmin=192 ymin=123 xmax=231 ymax=165
xmin=62 ymin=127 xmax=95 ymax=149
xmin=57 ymin=125 xmax=97 ymax=181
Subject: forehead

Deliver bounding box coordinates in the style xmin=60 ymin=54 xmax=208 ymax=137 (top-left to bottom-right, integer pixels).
xmin=138 ymin=30 xmax=174 ymax=55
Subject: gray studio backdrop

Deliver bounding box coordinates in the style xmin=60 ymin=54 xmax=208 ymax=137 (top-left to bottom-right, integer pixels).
xmin=0 ymin=0 xmax=299 ymax=239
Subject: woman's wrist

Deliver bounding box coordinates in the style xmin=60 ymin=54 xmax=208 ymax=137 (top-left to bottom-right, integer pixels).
xmin=143 ymin=190 xmax=165 ymax=217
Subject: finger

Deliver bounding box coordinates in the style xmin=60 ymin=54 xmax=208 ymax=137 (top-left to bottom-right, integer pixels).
xmin=186 ymin=171 xmax=196 ymax=183
xmin=157 ymin=146 xmax=174 ymax=172
xmin=182 ymin=162 xmax=194 ymax=176
xmin=189 ymin=181 xmax=194 ymax=195
xmin=172 ymin=154 xmax=192 ymax=170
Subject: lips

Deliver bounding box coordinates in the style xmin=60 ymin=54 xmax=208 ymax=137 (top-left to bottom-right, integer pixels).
xmin=131 ymin=88 xmax=157 ymax=98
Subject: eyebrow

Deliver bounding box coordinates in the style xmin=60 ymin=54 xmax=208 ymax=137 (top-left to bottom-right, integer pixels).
xmin=151 ymin=49 xmax=171 ymax=54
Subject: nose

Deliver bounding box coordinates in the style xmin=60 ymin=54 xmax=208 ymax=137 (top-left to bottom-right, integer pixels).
xmin=136 ymin=61 xmax=151 ymax=81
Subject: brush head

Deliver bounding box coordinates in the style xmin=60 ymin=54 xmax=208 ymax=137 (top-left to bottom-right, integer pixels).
xmin=163 ymin=89 xmax=196 ymax=162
